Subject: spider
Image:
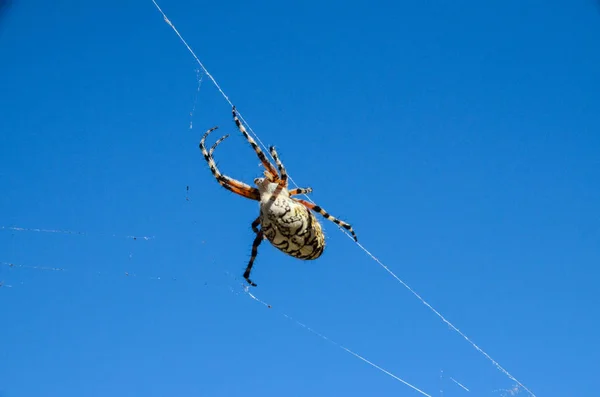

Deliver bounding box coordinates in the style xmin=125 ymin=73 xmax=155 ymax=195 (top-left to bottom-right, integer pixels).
xmin=199 ymin=106 xmax=358 ymax=287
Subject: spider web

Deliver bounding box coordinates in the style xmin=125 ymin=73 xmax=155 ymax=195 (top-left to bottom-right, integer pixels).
xmin=148 ymin=1 xmax=537 ymax=397
xmin=0 ymin=225 xmax=433 ymax=397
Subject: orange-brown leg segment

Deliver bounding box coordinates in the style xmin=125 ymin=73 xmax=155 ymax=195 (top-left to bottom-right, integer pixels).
xmin=294 ymin=199 xmax=358 ymax=242
xmin=200 ymin=126 xmax=260 ymax=201
xmin=232 ymin=106 xmax=280 ymax=181
xmin=221 ymin=182 xmax=260 ymax=199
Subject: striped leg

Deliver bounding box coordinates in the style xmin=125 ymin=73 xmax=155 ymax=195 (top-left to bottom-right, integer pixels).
xmin=244 ymin=229 xmax=263 ymax=287
xmin=294 ymin=199 xmax=358 ymax=242
xmin=208 ymin=134 xmax=246 ymax=196
xmin=209 ymin=133 xmax=229 ymax=155
xmin=269 ymin=146 xmax=288 ymax=187
xmin=232 ymin=106 xmax=280 ymax=180
xmin=208 ymin=133 xmax=250 ymax=196
xmin=289 ymin=187 xmax=313 ymax=196
xmin=200 ymin=126 xmax=260 ymax=201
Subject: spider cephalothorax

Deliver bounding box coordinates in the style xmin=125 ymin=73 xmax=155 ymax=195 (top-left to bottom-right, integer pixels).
xmin=199 ymin=106 xmax=358 ymax=286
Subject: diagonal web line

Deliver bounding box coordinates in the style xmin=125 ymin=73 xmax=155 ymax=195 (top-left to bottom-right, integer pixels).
xmin=450 ymin=377 xmax=470 ymax=392
xmin=149 ymin=0 xmax=303 ymax=191
xmin=2 ymin=255 xmax=430 ymax=396
xmin=148 ymin=2 xmax=536 ymax=397
xmin=245 ymin=288 xmax=432 ymax=397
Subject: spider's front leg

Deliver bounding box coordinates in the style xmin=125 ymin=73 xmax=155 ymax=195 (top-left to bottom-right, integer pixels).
xmin=199 ymin=126 xmax=260 ymax=201
xmin=269 ymin=146 xmax=288 ymax=187
xmin=232 ymin=106 xmax=280 ymax=181
xmin=244 ymin=216 xmax=263 ymax=287
xmin=208 ymin=134 xmax=230 ymax=156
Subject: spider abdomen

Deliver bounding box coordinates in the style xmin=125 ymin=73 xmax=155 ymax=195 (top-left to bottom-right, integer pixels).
xmin=260 ymin=195 xmax=325 ymax=260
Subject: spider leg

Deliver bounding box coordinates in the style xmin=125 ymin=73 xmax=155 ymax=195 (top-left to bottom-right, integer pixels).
xmin=244 ymin=229 xmax=264 ymax=287
xmin=269 ymin=146 xmax=288 ymax=188
xmin=209 ymin=133 xmax=230 ymax=156
xmin=208 ymin=134 xmax=253 ymax=196
xmin=200 ymin=126 xmax=260 ymax=201
xmin=294 ymin=199 xmax=358 ymax=242
xmin=289 ymin=187 xmax=313 ymax=196
xmin=218 ymin=180 xmax=260 ymax=198
xmin=232 ymin=106 xmax=280 ymax=181
xmin=251 ymin=216 xmax=261 ymax=234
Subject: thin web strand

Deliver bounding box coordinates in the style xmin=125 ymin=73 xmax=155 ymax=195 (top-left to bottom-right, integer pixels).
xmin=148 ymin=3 xmax=536 ymax=397
xmin=353 ymin=240 xmax=532 ymax=394
xmin=0 ymin=261 xmax=173 ymax=281
xmin=450 ymin=377 xmax=470 ymax=392
xmin=245 ymin=288 xmax=432 ymax=397
xmin=1 ymin=261 xmax=65 ymax=272
xmin=2 ymin=257 xmax=429 ymax=396
xmin=189 ymin=69 xmax=204 ymax=129
xmin=1 ymin=225 xmax=154 ymax=240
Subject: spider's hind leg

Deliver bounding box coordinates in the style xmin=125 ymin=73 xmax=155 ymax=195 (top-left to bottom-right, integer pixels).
xmin=289 ymin=187 xmax=313 ymax=196
xmin=243 ymin=216 xmax=263 ymax=287
xmin=294 ymin=199 xmax=358 ymax=242
xmin=244 ymin=231 xmax=263 ymax=287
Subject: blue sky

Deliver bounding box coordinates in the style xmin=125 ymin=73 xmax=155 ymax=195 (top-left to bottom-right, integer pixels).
xmin=1 ymin=0 xmax=599 ymax=396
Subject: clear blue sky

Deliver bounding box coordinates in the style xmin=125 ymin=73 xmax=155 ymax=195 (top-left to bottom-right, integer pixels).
xmin=1 ymin=0 xmax=599 ymax=396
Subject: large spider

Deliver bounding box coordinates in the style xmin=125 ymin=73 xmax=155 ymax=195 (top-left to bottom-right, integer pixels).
xmin=199 ymin=106 xmax=358 ymax=286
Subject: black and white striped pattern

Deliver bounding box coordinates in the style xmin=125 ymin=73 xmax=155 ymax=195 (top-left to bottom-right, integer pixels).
xmin=260 ymin=192 xmax=325 ymax=261
xmin=232 ymin=106 xmax=280 ymax=181
xmin=269 ymin=146 xmax=288 ymax=187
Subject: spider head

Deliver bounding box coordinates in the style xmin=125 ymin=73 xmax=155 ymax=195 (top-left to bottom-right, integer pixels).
xmin=253 ymin=177 xmax=271 ymax=190
xmin=263 ymin=169 xmax=278 ymax=182
xmin=254 ymin=177 xmax=287 ymax=197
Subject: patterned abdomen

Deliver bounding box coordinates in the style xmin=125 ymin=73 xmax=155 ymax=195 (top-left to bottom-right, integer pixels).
xmin=260 ymin=195 xmax=325 ymax=260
